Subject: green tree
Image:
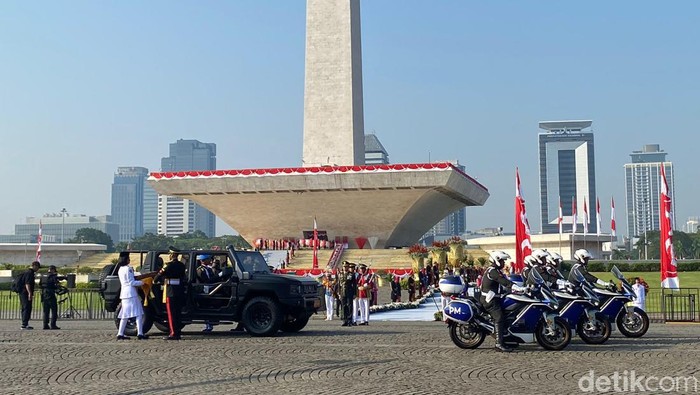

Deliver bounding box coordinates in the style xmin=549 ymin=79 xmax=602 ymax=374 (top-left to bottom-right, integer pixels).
xmin=70 ymin=228 xmax=115 ymax=252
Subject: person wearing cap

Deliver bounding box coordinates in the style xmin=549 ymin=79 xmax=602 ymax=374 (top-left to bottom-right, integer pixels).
xmin=196 ymin=254 xmax=216 ymax=332
xmin=355 ymin=264 xmax=372 ymax=326
xmin=340 ymin=262 xmax=357 ymax=327
xmin=116 ymin=252 xmax=150 ymax=340
xmin=40 ymin=265 xmax=66 ymax=330
xmin=321 ymin=269 xmax=337 ymax=321
xmin=154 ymin=246 xmax=186 ymax=340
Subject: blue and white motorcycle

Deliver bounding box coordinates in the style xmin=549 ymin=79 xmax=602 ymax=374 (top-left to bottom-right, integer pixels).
xmin=441 ymin=270 xmax=571 ymax=351
xmin=594 ymin=266 xmax=650 ymax=338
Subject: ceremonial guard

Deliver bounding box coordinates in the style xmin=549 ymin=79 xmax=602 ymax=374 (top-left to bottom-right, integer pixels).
xmin=321 ymin=269 xmax=338 ymax=320
xmin=355 ymin=264 xmax=372 ymax=325
xmin=40 ymin=265 xmax=66 ymax=330
xmin=154 ymin=247 xmax=186 ymax=340
xmin=340 ymin=262 xmax=358 ymax=327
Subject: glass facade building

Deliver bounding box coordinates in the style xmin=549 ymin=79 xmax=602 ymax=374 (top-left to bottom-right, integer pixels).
xmin=158 ymin=139 xmax=216 ymax=236
xmin=111 ymin=167 xmax=149 ymax=242
xmin=538 ymin=121 xmax=598 ymax=234
xmin=624 ymin=144 xmax=675 ymax=236
xmin=16 ymin=215 xmax=119 ymax=245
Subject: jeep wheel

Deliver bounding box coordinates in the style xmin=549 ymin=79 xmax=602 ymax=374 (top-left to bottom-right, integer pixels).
xmin=241 ymin=296 xmax=282 ymax=337
xmin=153 ymin=319 xmax=185 ymax=333
xmin=280 ymin=312 xmax=311 ymax=333
xmin=114 ymin=304 xmax=153 ymax=336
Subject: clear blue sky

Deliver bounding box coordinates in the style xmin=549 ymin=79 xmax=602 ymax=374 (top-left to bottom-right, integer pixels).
xmin=1 ymin=1 xmax=698 ymax=239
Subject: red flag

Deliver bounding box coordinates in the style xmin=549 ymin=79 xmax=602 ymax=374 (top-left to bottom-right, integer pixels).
xmin=660 ymin=167 xmax=679 ymax=288
xmin=596 ymin=197 xmax=601 ymax=237
xmin=558 ymin=196 xmax=563 ymax=235
xmin=610 ymin=197 xmax=616 ymax=237
xmin=35 ymin=221 xmax=43 ymax=263
xmin=572 ymin=197 xmax=577 ymax=234
xmin=514 ymin=168 xmax=532 ymax=274
xmin=583 ymin=197 xmax=589 ymax=235
xmin=312 ymin=217 xmax=318 ymax=269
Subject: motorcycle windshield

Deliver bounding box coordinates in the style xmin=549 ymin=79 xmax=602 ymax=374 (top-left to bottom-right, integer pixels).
xmin=611 ymin=265 xmax=632 ymax=289
xmin=529 ymin=268 xmax=545 ymax=286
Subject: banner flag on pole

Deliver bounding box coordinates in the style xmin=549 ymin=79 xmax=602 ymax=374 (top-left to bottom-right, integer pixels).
xmin=596 ymin=197 xmax=602 ymax=237
xmin=312 ymin=217 xmax=319 ymax=269
xmin=558 ymin=196 xmax=563 ymax=235
xmin=660 ymin=166 xmax=679 ymax=288
xmin=583 ymin=197 xmax=589 ymax=236
xmin=514 ymin=168 xmax=532 ymax=274
xmin=610 ymin=197 xmax=616 ymax=237
xmin=35 ymin=221 xmax=43 ymax=263
xmin=572 ymin=197 xmax=577 ymax=234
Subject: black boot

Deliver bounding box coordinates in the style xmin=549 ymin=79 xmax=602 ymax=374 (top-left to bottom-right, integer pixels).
xmin=494 ymin=325 xmax=513 ymax=353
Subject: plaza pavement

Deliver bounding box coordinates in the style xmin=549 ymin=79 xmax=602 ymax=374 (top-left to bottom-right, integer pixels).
xmin=0 ymin=319 xmax=698 ymax=395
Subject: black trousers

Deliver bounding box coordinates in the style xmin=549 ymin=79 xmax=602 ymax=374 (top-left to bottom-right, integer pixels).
xmin=342 ymin=296 xmax=354 ymax=324
xmin=481 ymin=296 xmax=505 ymax=336
xmin=19 ymin=292 xmax=33 ymax=327
xmin=165 ymin=287 xmax=184 ymax=338
xmin=42 ymin=293 xmax=58 ymax=328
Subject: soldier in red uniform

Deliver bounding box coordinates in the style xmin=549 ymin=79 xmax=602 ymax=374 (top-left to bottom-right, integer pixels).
xmin=356 ymin=264 xmax=373 ymax=325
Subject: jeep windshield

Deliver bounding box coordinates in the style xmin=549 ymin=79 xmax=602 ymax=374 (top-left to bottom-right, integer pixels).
xmin=237 ymin=251 xmax=270 ymax=274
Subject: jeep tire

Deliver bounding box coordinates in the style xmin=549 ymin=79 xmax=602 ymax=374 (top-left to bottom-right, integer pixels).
xmin=114 ymin=304 xmax=154 ymax=336
xmin=280 ymin=312 xmax=311 ymax=333
xmin=241 ymin=296 xmax=283 ymax=337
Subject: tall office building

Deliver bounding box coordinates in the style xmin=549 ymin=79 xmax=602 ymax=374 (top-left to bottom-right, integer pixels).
xmin=143 ymin=182 xmax=158 ymax=235
xmin=111 ymin=167 xmax=149 ymax=243
xmin=158 ymin=139 xmax=216 ymax=236
xmin=364 ymin=134 xmax=389 ymax=164
xmin=538 ymin=121 xmax=598 ymax=234
xmin=686 ymin=217 xmax=699 ymax=234
xmin=624 ymin=144 xmax=675 ymax=237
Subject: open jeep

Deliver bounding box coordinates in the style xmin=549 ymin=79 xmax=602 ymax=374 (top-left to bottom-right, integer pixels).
xmin=100 ymin=245 xmax=321 ymax=337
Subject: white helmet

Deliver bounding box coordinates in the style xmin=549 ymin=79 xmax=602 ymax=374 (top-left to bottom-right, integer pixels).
xmin=523 ymin=255 xmax=539 ymax=269
xmin=531 ymin=249 xmax=550 ymax=265
xmin=488 ymin=250 xmax=511 ymax=269
xmin=573 ymin=249 xmax=593 ymax=264
xmin=546 ymin=252 xmax=563 ymax=268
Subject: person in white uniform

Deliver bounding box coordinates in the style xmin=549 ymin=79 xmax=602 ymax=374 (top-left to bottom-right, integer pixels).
xmin=116 ymin=252 xmax=148 ymax=340
xmin=631 ymin=277 xmax=647 ymax=311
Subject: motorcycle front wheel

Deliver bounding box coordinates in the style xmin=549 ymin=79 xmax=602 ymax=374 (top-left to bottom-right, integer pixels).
xmin=616 ymin=307 xmax=649 ymax=338
xmin=448 ymin=321 xmax=486 ymax=349
xmin=535 ymin=316 xmax=571 ymax=351
xmin=577 ymin=313 xmax=612 ymax=344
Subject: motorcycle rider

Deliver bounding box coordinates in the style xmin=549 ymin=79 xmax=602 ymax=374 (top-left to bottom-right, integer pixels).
xmin=568 ymin=249 xmax=613 ymax=289
xmin=545 ymin=252 xmax=569 ymax=289
xmin=480 ymin=250 xmax=526 ymax=352
xmin=523 ymin=249 xmax=558 ymax=288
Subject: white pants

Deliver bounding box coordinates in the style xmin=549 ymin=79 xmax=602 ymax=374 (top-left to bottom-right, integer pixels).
xmin=325 ymin=294 xmax=335 ymax=320
xmin=352 ymin=299 xmax=359 ymax=323
xmin=358 ymin=298 xmax=369 ymax=323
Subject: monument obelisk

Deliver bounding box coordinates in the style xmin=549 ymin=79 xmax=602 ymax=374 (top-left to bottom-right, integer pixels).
xmin=302 ymin=0 xmax=365 ymax=166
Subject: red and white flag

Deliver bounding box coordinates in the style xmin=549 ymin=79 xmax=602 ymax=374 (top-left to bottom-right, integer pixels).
xmin=558 ymin=195 xmax=563 ymax=235
xmin=610 ymin=197 xmax=616 ymax=237
xmin=312 ymin=217 xmax=319 ymax=269
xmin=596 ymin=197 xmax=602 ymax=237
xmin=514 ymin=168 xmax=532 ymax=274
xmin=660 ymin=166 xmax=679 ymax=288
xmin=572 ymin=197 xmax=577 ymax=234
xmin=583 ymin=197 xmax=589 ymax=235
xmin=36 ymin=221 xmax=43 ymax=263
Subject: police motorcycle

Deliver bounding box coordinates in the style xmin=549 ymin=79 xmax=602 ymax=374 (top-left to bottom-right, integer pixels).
xmin=441 ymin=269 xmax=571 ymax=351
xmin=593 ymin=265 xmax=650 ymax=338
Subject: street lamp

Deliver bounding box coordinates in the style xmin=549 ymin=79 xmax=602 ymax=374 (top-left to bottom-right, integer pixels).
xmin=60 ymin=208 xmax=67 ymax=243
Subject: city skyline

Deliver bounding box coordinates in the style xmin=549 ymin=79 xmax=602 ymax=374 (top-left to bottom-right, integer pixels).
xmin=1 ymin=1 xmax=699 ymax=240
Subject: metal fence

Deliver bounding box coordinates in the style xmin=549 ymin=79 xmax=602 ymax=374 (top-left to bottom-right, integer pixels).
xmin=0 ymin=289 xmax=115 ymax=322
xmin=0 ymin=288 xmax=697 ymax=323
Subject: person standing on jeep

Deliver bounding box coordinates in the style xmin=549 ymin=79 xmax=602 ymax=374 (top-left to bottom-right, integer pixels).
xmin=19 ymin=261 xmax=41 ymax=330
xmin=154 ymin=247 xmax=186 ymax=340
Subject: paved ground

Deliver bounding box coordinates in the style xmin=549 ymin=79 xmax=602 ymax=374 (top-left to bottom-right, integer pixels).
xmin=0 ymin=319 xmax=698 ymax=395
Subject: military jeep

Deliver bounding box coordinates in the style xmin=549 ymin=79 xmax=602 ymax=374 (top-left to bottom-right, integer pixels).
xmin=100 ymin=245 xmax=321 ymax=337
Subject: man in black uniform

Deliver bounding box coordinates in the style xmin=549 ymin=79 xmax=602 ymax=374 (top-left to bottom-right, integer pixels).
xmin=40 ymin=265 xmax=66 ymax=330
xmin=154 ymin=246 xmax=187 ymax=340
xmin=569 ymin=249 xmax=613 ymax=289
xmin=480 ymin=251 xmax=525 ymax=352
xmin=18 ymin=261 xmax=41 ymax=330
xmin=340 ymin=262 xmax=358 ymax=327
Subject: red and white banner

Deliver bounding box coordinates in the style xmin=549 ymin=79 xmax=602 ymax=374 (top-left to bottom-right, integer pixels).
xmin=572 ymin=197 xmax=577 ymax=234
xmin=35 ymin=221 xmax=43 ymax=263
xmin=386 ymin=269 xmax=414 ymax=279
xmin=583 ymin=197 xmax=589 ymax=236
xmin=514 ymin=168 xmax=532 ymax=274
xmin=312 ymin=217 xmax=319 ymax=269
xmin=596 ymin=197 xmax=601 ymax=237
xmin=558 ymin=195 xmax=563 ymax=235
xmin=660 ymin=166 xmax=679 ymax=288
xmin=611 ymin=197 xmax=617 ymax=237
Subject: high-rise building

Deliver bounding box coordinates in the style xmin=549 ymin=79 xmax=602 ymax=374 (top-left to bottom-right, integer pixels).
xmin=143 ymin=182 xmax=158 ymax=235
xmin=686 ymin=217 xmax=699 ymax=233
xmin=158 ymin=139 xmax=216 ymax=236
xmin=624 ymin=144 xmax=675 ymax=237
xmin=364 ymin=133 xmax=389 ymax=165
xmin=538 ymin=121 xmax=597 ymax=234
xmin=111 ymin=167 xmax=149 ymax=242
